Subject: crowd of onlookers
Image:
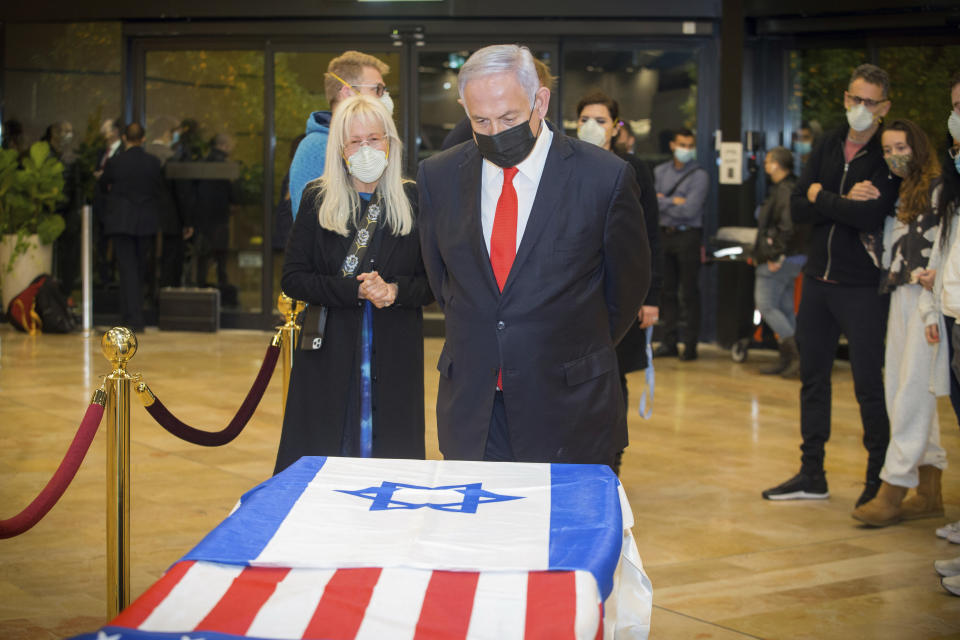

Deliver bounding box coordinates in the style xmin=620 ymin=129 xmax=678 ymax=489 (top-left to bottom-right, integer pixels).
xmin=1 ymin=115 xmax=240 ymax=328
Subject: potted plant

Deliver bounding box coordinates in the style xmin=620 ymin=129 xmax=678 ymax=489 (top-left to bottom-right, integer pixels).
xmin=0 ymin=141 xmax=66 ymax=310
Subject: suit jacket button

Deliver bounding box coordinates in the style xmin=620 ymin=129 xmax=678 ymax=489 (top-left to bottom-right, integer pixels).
xmin=496 ymin=321 xmax=505 ymax=331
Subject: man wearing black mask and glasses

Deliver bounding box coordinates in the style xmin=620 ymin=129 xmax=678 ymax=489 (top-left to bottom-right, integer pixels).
xmin=418 ymin=44 xmax=650 ymax=469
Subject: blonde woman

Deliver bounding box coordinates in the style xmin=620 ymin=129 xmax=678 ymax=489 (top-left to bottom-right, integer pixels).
xmin=274 ymin=95 xmax=433 ymax=474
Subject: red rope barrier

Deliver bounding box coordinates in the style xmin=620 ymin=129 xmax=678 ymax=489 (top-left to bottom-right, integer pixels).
xmin=0 ymin=396 xmax=106 ymax=539
xmin=140 ymin=343 xmax=280 ymax=447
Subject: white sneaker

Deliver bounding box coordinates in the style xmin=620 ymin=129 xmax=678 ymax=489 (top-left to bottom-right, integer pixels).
xmin=942 ymin=574 xmax=960 ymax=596
xmin=948 ymin=529 xmax=960 ymax=544
xmin=934 ymin=557 xmax=960 ymax=577
xmin=936 ymin=520 xmax=960 ymax=538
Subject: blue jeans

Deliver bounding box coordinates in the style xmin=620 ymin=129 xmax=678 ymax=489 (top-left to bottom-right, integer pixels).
xmin=755 ymin=260 xmax=803 ymax=339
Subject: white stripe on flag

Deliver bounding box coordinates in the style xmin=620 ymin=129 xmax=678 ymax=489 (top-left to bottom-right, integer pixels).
xmin=464 ymin=572 xmax=527 ymax=640
xmin=354 ymin=567 xmax=433 ymax=640
xmin=139 ymin=562 xmax=242 ymax=632
xmin=257 ymin=458 xmax=551 ymax=572
xmin=245 ymin=568 xmax=336 ymax=639
xmin=573 ymin=570 xmax=602 ymax=640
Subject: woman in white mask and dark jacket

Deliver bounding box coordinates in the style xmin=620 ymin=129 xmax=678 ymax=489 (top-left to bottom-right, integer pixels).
xmin=274 ymin=94 xmax=434 ymax=474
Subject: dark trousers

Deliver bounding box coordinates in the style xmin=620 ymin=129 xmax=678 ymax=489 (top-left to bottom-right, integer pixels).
xmin=796 ymin=276 xmax=889 ymax=481
xmin=660 ymin=227 xmax=701 ymax=348
xmin=944 ymin=315 xmax=960 ymax=426
xmin=160 ymin=233 xmax=185 ymax=288
xmin=483 ymin=391 xmax=515 ymax=462
xmin=113 ymin=234 xmax=151 ymax=331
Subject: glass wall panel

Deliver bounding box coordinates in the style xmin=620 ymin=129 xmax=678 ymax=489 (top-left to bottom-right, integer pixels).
xmin=562 ymin=46 xmax=698 ymax=168
xmin=271 ymin=50 xmax=401 ymax=304
xmin=145 ymin=49 xmax=264 ymax=312
xmin=788 ymin=45 xmax=960 ymax=163
xmin=3 ymin=22 xmax=122 ymax=146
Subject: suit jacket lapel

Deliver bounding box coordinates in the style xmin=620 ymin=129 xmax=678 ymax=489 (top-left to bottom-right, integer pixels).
xmin=459 ymin=147 xmax=499 ymax=295
xmin=503 ymin=130 xmax=573 ymax=293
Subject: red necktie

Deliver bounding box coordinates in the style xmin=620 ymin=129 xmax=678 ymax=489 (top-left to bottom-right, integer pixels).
xmin=490 ymin=167 xmax=518 ymax=390
xmin=490 ymin=167 xmax=519 ymax=292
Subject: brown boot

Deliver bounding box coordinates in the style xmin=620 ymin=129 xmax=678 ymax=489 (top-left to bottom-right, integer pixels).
xmin=760 ymin=339 xmax=789 ymax=375
xmin=779 ymin=336 xmax=800 ymax=378
xmin=851 ymin=481 xmax=907 ymax=527
xmin=901 ymin=466 xmax=944 ymax=520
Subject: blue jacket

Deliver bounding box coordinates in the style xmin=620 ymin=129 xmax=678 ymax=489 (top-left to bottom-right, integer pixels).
xmin=289 ymin=111 xmax=332 ymax=219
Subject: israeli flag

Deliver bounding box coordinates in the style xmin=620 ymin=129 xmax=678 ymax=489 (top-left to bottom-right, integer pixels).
xmin=184 ymin=457 xmax=629 ymax=601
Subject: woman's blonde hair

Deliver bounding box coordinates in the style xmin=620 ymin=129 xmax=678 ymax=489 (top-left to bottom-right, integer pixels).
xmin=308 ymin=94 xmax=413 ymax=237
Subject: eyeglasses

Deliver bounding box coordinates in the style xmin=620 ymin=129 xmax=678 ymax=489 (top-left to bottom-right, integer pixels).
xmin=845 ymin=92 xmax=887 ymax=109
xmin=345 ymin=134 xmax=388 ymax=154
xmin=351 ymin=83 xmax=387 ymax=98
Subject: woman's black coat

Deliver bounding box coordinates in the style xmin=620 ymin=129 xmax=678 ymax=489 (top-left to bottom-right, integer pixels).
xmin=274 ymin=182 xmax=434 ymax=473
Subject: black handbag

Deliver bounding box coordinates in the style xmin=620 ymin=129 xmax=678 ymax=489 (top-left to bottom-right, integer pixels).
xmin=299 ymin=304 xmax=329 ymax=351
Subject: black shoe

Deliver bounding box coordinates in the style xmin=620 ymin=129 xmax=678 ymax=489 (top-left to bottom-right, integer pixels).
xmin=855 ymin=480 xmax=881 ymax=507
xmin=679 ymin=344 xmax=698 ymax=361
xmin=654 ymin=344 xmax=679 ymax=358
xmin=762 ymin=472 xmax=829 ymax=500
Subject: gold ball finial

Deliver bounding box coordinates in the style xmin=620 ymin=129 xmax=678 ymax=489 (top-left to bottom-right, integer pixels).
xmin=101 ymin=326 xmax=138 ymax=367
xmin=277 ymin=293 xmax=294 ymax=317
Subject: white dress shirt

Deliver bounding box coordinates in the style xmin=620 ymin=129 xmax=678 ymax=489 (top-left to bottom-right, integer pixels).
xmin=480 ymin=122 xmax=554 ymax=254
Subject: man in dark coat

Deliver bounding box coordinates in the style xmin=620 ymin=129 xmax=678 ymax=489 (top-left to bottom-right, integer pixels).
xmin=418 ymin=45 xmax=650 ymax=467
xmin=146 ymin=117 xmax=194 ymax=288
xmin=100 ymin=122 xmax=164 ymax=331
xmin=195 ymin=133 xmax=239 ymax=294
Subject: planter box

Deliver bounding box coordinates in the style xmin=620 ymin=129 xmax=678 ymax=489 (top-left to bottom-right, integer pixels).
xmin=0 ymin=234 xmax=53 ymax=312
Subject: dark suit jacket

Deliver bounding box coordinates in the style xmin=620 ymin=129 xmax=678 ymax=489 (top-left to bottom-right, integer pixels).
xmin=101 ymin=145 xmax=164 ymax=237
xmin=417 ymin=125 xmax=651 ymax=464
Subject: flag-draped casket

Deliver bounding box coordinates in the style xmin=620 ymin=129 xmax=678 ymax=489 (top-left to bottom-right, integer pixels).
xmin=71 ymin=457 xmax=652 ymax=639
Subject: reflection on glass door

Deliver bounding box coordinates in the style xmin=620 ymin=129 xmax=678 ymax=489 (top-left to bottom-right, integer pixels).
xmin=145 ymin=49 xmax=264 ymax=312
xmin=562 ymin=46 xmax=699 ymax=168
xmin=271 ymin=50 xmax=401 ymax=304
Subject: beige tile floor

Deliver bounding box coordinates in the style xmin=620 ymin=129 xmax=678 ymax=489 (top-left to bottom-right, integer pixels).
xmin=1 ymin=325 xmax=960 ymax=638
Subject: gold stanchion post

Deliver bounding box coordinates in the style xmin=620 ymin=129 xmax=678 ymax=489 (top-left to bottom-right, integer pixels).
xmin=101 ymin=326 xmax=138 ymax=618
xmin=277 ymin=293 xmax=304 ymax=417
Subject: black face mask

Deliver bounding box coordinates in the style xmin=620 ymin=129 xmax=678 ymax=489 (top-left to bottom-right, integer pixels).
xmin=474 ymin=114 xmax=542 ymax=168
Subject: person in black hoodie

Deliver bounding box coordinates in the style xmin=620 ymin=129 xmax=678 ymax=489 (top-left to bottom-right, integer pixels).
xmin=762 ymin=64 xmax=901 ymax=507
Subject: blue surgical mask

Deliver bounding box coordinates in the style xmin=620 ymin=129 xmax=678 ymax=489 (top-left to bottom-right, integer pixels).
xmin=794 ymin=140 xmax=812 ymax=155
xmin=954 ymin=152 xmax=960 ymax=176
xmin=171 ymin=131 xmax=181 ymax=146
xmin=673 ymin=147 xmax=695 ymax=164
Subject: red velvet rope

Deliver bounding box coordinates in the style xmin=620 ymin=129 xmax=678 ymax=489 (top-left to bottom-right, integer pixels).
xmin=143 ymin=344 xmax=279 ymax=447
xmin=0 ymin=402 xmax=105 ymax=539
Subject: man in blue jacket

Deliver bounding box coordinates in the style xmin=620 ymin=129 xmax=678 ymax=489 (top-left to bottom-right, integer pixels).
xmin=763 ymin=64 xmax=899 ymax=507
xmin=288 ymin=50 xmax=392 ymax=219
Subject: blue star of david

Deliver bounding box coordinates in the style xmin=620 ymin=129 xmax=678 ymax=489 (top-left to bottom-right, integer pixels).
xmin=336 ymin=481 xmax=523 ymax=513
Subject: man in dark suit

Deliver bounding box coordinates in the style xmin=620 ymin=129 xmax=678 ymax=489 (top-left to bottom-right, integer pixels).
xmin=418 ymin=44 xmax=651 ymax=467
xmin=100 ymin=122 xmax=164 ymax=332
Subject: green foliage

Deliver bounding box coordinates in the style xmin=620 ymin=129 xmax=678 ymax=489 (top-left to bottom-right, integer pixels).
xmin=73 ymin=107 xmax=106 ymax=204
xmin=794 ymin=45 xmax=960 ymax=148
xmin=0 ymin=142 xmax=67 ymax=268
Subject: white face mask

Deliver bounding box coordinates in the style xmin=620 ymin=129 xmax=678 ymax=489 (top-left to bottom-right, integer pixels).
xmin=948 ymin=110 xmax=960 ymax=144
xmin=346 ymin=144 xmax=388 ymax=184
xmin=846 ymin=104 xmax=875 ymax=132
xmin=379 ymin=91 xmax=394 ymax=116
xmin=577 ymin=118 xmax=607 ymax=148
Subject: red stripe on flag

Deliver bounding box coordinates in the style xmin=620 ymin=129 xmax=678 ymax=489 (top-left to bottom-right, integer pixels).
xmin=196 ymin=566 xmax=291 ymax=634
xmin=413 ymin=571 xmax=479 ymax=640
xmin=594 ymin=603 xmax=604 ymax=640
xmin=111 ymin=560 xmax=195 ymax=628
xmin=525 ymin=571 xmax=577 ymax=640
xmin=303 ymin=567 xmax=382 ymax=640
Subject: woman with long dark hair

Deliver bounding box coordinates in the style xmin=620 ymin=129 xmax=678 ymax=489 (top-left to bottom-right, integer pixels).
xmin=851 ymin=119 xmax=946 ymax=528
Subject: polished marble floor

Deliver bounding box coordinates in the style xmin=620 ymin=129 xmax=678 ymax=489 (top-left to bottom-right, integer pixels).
xmin=1 ymin=325 xmax=960 ymax=639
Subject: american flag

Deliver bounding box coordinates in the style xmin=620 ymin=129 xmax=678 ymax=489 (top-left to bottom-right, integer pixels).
xmin=71 ymin=457 xmax=651 ymax=640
